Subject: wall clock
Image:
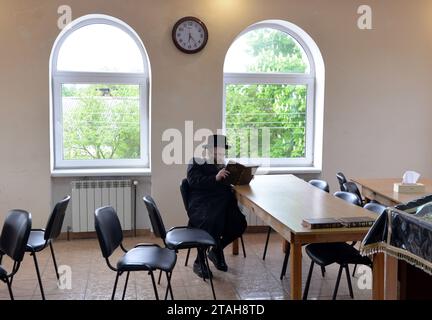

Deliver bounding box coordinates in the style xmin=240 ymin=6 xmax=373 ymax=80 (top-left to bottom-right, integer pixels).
xmin=172 ymin=16 xmax=208 ymax=54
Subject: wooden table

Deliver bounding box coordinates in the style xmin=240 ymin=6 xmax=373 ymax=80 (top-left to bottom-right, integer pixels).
xmin=352 ymin=177 xmax=432 ymax=300
xmin=352 ymin=178 xmax=432 ymax=207
xmin=232 ymin=174 xmax=384 ymax=300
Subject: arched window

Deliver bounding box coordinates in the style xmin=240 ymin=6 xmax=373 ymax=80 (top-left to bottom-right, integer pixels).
xmin=223 ymin=20 xmax=324 ymax=169
xmin=50 ymin=15 xmax=150 ymax=172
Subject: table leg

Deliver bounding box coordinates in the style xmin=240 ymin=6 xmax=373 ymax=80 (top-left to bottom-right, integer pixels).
xmin=385 ymin=254 xmax=398 ymax=300
xmin=290 ymin=240 xmax=302 ymax=300
xmin=283 ymin=240 xmax=289 ymax=253
xmin=232 ymin=238 xmax=239 ymax=255
xmin=372 ymin=252 xmax=385 ymax=300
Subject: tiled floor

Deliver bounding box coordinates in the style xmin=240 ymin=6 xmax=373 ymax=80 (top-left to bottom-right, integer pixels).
xmin=0 ymin=232 xmax=371 ymax=300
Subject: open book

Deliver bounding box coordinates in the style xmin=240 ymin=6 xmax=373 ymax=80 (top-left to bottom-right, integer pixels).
xmin=302 ymin=216 xmax=376 ymax=229
xmin=223 ymin=161 xmax=259 ymax=186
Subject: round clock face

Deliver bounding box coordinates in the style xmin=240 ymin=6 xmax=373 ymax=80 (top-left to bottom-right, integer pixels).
xmin=172 ymin=17 xmax=208 ymax=54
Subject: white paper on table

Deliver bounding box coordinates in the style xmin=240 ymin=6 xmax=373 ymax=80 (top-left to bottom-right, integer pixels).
xmin=402 ymin=170 xmax=421 ymax=184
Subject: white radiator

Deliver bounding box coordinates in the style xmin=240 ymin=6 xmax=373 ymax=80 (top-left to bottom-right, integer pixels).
xmin=71 ymin=180 xmax=132 ymax=232
xmin=238 ymin=203 xmax=265 ymax=226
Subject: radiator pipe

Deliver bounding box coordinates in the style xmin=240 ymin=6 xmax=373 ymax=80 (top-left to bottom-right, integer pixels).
xmin=133 ymin=180 xmax=138 ymax=237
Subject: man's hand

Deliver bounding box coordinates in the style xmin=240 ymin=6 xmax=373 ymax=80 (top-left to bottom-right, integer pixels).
xmin=216 ymin=168 xmax=230 ymax=181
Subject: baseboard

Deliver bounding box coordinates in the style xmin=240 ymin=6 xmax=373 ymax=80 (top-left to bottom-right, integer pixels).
xmin=246 ymin=225 xmax=270 ymax=233
xmin=56 ymin=229 xmax=151 ymax=240
xmin=56 ymin=226 xmax=268 ymax=241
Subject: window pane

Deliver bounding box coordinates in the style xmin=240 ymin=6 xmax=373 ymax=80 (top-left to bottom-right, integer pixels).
xmin=62 ymin=84 xmax=140 ymax=160
xmin=224 ymin=28 xmax=310 ymax=73
xmin=57 ymin=24 xmax=144 ymax=73
xmin=225 ymin=84 xmax=307 ymax=158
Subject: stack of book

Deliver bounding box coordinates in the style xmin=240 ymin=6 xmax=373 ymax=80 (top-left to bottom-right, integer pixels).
xmin=301 ymin=216 xmax=376 ymax=229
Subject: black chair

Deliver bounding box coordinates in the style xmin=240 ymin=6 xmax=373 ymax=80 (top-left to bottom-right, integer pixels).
xmin=363 ymin=202 xmax=386 ymax=215
xmin=143 ymin=195 xmax=217 ymax=300
xmin=303 ymin=191 xmax=371 ymax=300
xmin=308 ymin=179 xmax=330 ymax=193
xmin=25 ymin=195 xmax=70 ymax=300
xmin=279 ymin=179 xmax=330 ymax=280
xmin=342 ymin=182 xmax=365 ymax=206
xmin=180 ymin=178 xmax=246 ymax=267
xmin=333 ymin=191 xmax=362 ymax=207
xmin=336 ymin=172 xmax=348 ymax=191
xmin=95 ymin=206 xmax=176 ymax=300
xmin=0 ymin=210 xmax=32 ymax=300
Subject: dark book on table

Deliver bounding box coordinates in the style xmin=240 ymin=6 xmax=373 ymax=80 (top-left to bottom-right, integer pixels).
xmin=302 ymin=216 xmax=376 ymax=229
xmin=301 ymin=218 xmax=343 ymax=229
xmin=337 ymin=216 xmax=376 ymax=228
xmin=223 ymin=161 xmax=259 ymax=186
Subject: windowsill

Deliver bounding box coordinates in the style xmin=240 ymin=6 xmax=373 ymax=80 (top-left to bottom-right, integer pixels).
xmin=255 ymin=166 xmax=322 ymax=175
xmin=51 ymin=168 xmax=151 ymax=177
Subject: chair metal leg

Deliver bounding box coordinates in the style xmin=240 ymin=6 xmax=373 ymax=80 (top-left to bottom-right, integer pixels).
xmin=157 ymin=269 xmax=163 ymax=285
xmin=112 ymin=271 xmax=120 ymax=300
xmin=303 ymin=261 xmax=315 ymax=300
xmin=122 ymin=272 xmax=130 ymax=300
xmin=185 ymin=248 xmax=191 ymax=266
xmin=332 ymin=265 xmax=344 ymax=300
xmin=197 ymin=248 xmax=208 ymax=282
xmin=321 ymin=266 xmax=326 ymax=277
xmin=352 ymin=264 xmax=358 ymax=277
xmin=49 ymin=242 xmax=60 ymax=280
xmin=149 ymin=271 xmax=159 ymax=300
xmin=240 ymin=236 xmax=246 ymax=258
xmin=345 ymin=265 xmax=354 ymax=299
xmin=6 ymin=277 xmax=14 ymax=300
xmin=164 ymin=271 xmax=174 ymax=300
xmin=31 ymin=252 xmax=45 ymax=300
xmin=280 ymin=243 xmax=291 ymax=280
xmin=10 ymin=262 xmax=17 ymax=286
xmin=204 ymin=251 xmax=216 ymax=300
xmin=262 ymin=227 xmax=272 ymax=260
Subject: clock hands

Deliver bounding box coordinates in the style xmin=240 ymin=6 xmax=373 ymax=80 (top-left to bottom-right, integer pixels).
xmin=188 ymin=32 xmax=198 ymax=46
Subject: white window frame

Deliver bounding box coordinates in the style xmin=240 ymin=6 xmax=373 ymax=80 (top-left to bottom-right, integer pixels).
xmin=223 ymin=20 xmax=324 ymax=169
xmin=50 ymin=15 xmax=150 ymax=172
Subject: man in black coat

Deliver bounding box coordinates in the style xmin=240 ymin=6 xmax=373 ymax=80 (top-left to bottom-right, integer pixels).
xmin=187 ymin=135 xmax=247 ymax=278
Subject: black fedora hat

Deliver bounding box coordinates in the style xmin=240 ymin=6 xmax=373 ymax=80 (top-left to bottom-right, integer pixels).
xmin=203 ymin=134 xmax=230 ymax=150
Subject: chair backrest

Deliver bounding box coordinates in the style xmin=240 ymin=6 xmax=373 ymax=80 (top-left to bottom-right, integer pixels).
xmin=0 ymin=209 xmax=32 ymax=262
xmin=180 ymin=178 xmax=190 ymax=213
xmin=94 ymin=206 xmax=123 ymax=258
xmin=364 ymin=202 xmax=387 ymax=215
xmin=336 ymin=172 xmax=347 ymax=191
xmin=143 ymin=196 xmax=167 ymax=240
xmin=334 ymin=191 xmax=362 ymax=206
xmin=308 ymin=179 xmax=330 ymax=193
xmin=341 ymin=182 xmax=363 ymax=206
xmin=44 ymin=195 xmax=71 ymax=241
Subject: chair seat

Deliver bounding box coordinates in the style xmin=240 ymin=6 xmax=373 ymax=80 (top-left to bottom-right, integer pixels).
xmin=306 ymin=242 xmax=372 ymax=266
xmin=165 ymin=227 xmax=216 ymax=250
xmin=0 ymin=265 xmax=7 ymax=279
xmin=117 ymin=246 xmax=176 ymax=272
xmin=26 ymin=230 xmax=47 ymax=252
